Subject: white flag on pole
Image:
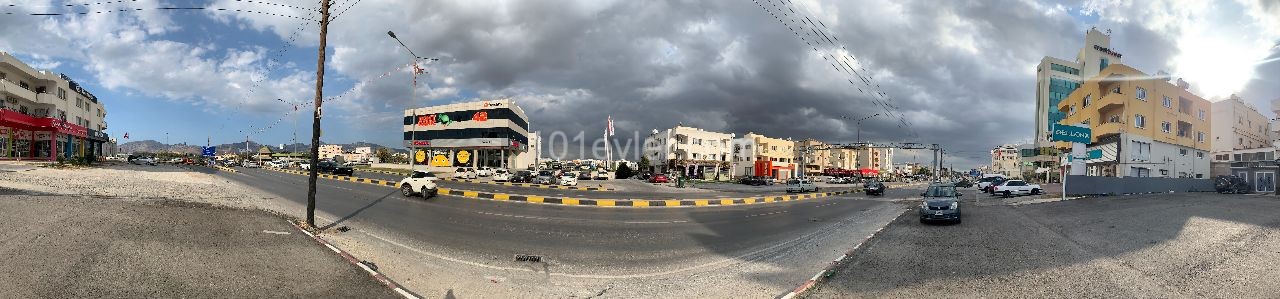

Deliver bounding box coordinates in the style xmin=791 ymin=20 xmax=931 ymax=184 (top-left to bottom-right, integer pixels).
xmin=607 ymin=115 xmax=615 ymax=136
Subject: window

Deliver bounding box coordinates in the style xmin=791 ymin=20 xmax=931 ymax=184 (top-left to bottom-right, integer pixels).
xmin=57 ymin=88 xmax=66 ymax=100
xmin=1162 ymin=96 xmax=1172 ymax=108
xmin=1108 ymin=114 xmax=1121 ymax=123
xmin=75 ymin=116 xmax=82 ymax=126
xmin=1134 ymin=114 xmax=1146 ymax=128
xmin=1161 ymin=121 xmax=1171 ymax=133
xmin=1196 ymin=152 xmax=1204 ymax=159
xmin=1130 ymin=140 xmax=1152 ymax=161
xmin=1198 ymin=109 xmax=1205 ymax=120
xmin=57 ymin=110 xmax=66 ymax=121
xmin=1240 ymin=138 xmax=1244 ymax=145
xmin=1082 ymin=95 xmax=1091 ymax=107
xmin=1179 ymin=149 xmax=1188 ymax=156
xmin=1196 ymin=132 xmax=1205 ymax=143
xmin=1100 ymin=58 xmax=1109 ymax=71
xmin=1235 ymin=154 xmax=1242 ymax=161
xmin=75 ymin=97 xmax=83 ymax=109
xmin=1082 ymin=118 xmax=1091 ymax=125
xmin=19 ymin=81 xmax=28 ymax=90
xmin=1135 ymin=87 xmax=1146 ymax=100
xmin=1069 ymin=104 xmax=1076 ymax=116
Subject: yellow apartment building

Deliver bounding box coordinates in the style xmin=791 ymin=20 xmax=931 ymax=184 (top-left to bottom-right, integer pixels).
xmin=1056 ymin=63 xmax=1211 ymax=178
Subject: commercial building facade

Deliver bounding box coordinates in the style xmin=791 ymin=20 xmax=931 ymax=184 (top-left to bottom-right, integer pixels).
xmin=403 ymin=99 xmax=532 ymax=170
xmin=990 ymin=144 xmax=1022 ymax=178
xmin=642 ymin=125 xmax=733 ymax=178
xmin=1055 ymin=64 xmax=1212 ymax=178
xmin=730 ymin=133 xmax=797 ymax=179
xmin=0 ymin=52 xmax=108 ymax=161
xmin=1031 ymin=28 xmax=1124 ymax=171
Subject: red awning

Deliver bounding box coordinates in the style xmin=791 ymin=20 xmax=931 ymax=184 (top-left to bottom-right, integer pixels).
xmin=0 ymin=109 xmax=40 ymax=129
xmin=859 ymin=168 xmax=879 ymax=175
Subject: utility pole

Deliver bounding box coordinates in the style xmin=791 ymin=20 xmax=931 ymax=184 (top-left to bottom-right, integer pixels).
xmin=305 ymin=0 xmax=332 ymax=228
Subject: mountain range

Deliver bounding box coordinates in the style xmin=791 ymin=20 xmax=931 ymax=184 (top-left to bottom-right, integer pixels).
xmin=118 ymin=140 xmax=406 ymax=155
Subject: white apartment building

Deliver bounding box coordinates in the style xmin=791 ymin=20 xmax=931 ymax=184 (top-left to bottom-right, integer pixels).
xmin=642 ymin=125 xmax=734 ymax=178
xmin=731 ymin=132 xmax=797 ymax=179
xmin=990 ymin=144 xmax=1022 ymax=178
xmin=1211 ymin=94 xmax=1270 ymax=158
xmin=0 ymin=52 xmax=109 ymax=160
xmin=855 ymin=147 xmax=893 ymax=176
xmin=318 ymin=144 xmax=344 ymax=160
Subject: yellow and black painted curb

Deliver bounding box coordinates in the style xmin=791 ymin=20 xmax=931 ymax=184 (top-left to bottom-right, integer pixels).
xmin=267 ymin=168 xmax=399 ymax=188
xmin=354 ymin=169 xmax=616 ymax=191
xmin=262 ymin=167 xmax=857 ymax=208
xmin=214 ymin=165 xmax=238 ymax=173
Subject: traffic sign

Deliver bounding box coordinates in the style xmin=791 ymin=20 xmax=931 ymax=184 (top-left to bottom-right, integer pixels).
xmin=1051 ymin=124 xmax=1091 ymax=143
xmin=202 ymin=146 xmax=216 ymax=157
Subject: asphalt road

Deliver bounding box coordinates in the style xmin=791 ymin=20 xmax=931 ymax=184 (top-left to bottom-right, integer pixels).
xmin=0 ymin=194 xmax=396 ymax=298
xmin=213 ymin=167 xmax=922 ymax=297
xmin=807 ymin=192 xmax=1280 ymax=298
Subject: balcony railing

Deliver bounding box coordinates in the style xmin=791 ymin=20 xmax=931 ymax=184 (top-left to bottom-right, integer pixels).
xmin=0 ymin=79 xmax=37 ymax=101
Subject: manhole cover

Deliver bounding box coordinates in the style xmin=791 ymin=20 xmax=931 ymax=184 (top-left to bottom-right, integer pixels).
xmin=514 ymin=254 xmax=542 ymax=262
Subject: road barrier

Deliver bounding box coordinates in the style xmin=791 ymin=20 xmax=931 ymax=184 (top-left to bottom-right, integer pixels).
xmin=355 ymin=169 xmax=617 ymax=191
xmin=259 ymin=167 xmax=857 ymax=208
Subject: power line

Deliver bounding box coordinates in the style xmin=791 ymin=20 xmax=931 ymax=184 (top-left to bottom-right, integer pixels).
xmin=327 ymin=0 xmax=362 ymax=22
xmin=8 ymin=6 xmax=318 ymax=22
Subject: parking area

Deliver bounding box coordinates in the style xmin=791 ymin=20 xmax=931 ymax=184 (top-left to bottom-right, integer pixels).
xmin=806 ymin=192 xmax=1280 ymax=298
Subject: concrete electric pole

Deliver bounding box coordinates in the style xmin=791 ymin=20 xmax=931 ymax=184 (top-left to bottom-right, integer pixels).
xmin=305 ymin=0 xmax=332 ymax=228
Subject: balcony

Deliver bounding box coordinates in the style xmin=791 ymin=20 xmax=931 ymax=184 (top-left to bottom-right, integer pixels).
xmin=1093 ymin=121 xmax=1124 ymax=140
xmin=35 ymin=92 xmax=58 ymax=105
xmin=1094 ymin=92 xmax=1127 ymax=112
xmin=0 ymin=79 xmax=36 ymax=101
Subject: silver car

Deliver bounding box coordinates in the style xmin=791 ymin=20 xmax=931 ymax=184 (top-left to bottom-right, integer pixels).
xmin=919 ymin=183 xmax=962 ymax=224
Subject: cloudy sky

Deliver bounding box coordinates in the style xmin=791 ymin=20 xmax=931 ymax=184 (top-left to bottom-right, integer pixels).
xmin=1 ymin=0 xmax=1277 ymax=169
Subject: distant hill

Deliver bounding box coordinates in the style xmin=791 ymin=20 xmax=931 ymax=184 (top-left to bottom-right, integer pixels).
xmin=119 ymin=140 xmax=405 ymax=155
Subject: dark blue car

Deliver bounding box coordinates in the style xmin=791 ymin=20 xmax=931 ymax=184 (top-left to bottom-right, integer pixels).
xmin=919 ymin=183 xmax=962 ymax=224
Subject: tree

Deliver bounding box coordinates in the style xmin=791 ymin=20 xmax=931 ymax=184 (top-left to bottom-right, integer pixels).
xmin=376 ymin=147 xmax=392 ymax=163
xmin=615 ymin=163 xmax=635 ymax=179
xmin=638 ymin=156 xmax=651 ymax=173
xmin=913 ymin=167 xmax=932 ymax=176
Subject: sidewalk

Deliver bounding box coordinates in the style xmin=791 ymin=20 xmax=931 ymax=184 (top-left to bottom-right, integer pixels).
xmin=0 ymin=194 xmax=397 ymax=298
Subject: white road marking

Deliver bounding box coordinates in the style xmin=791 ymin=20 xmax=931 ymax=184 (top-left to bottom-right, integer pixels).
xmin=262 ymin=230 xmax=292 ymax=235
xmin=623 ymin=220 xmax=690 ymax=224
xmin=746 ymin=210 xmax=789 ymax=218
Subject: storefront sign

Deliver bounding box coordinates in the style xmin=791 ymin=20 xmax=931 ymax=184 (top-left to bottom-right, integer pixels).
xmin=414 ymin=150 xmax=427 ymax=163
xmin=1051 ymin=124 xmax=1091 ymax=144
xmin=409 ymin=140 xmax=430 ymax=146
xmin=456 ymin=150 xmax=471 ymax=165
xmin=87 ymin=129 xmax=109 ymax=141
xmin=430 ymin=151 xmax=451 ymax=167
xmin=472 ymin=111 xmax=488 ymax=122
xmin=1093 ymin=45 xmax=1122 ymax=58
xmin=481 ymin=101 xmax=505 ymax=108
xmin=405 ymin=138 xmax=523 ymax=149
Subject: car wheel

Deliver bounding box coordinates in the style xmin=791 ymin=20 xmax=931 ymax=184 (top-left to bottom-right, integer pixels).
xmin=1031 ymin=188 xmax=1040 ymax=195
xmin=401 ymin=184 xmax=414 ymax=197
xmin=422 ymin=186 xmax=434 ymax=199
xmin=1003 ymin=191 xmax=1011 ymax=198
xmin=954 ymin=217 xmax=962 ymax=224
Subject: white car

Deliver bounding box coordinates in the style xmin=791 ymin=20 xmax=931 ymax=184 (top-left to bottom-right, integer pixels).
xmin=785 ymin=179 xmax=818 ymax=193
xmin=594 ymin=170 xmax=610 ymax=180
xmin=454 ymin=167 xmax=478 ymax=179
xmin=241 ymin=161 xmax=260 ymax=168
xmin=492 ymin=169 xmax=511 ymax=182
xmin=559 ymin=173 xmax=579 ymax=186
xmin=300 ymin=162 xmax=311 ymax=170
xmin=398 ymin=171 xmax=439 ymax=198
xmin=476 ymin=167 xmax=494 ymax=177
xmin=131 ymin=157 xmax=156 ymax=166
xmin=990 ymin=179 xmax=1042 ymax=197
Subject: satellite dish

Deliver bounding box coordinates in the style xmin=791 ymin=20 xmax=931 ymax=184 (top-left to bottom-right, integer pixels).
xmin=652 ymin=129 xmax=659 ymax=135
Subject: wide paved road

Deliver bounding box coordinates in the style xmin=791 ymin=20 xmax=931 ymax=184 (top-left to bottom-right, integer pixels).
xmin=212 ymin=167 xmax=922 ymax=298
xmin=808 ymin=192 xmax=1280 ymax=298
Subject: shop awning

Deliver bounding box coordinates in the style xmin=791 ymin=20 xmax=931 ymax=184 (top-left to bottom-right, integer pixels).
xmin=859 ymin=168 xmax=879 ymax=176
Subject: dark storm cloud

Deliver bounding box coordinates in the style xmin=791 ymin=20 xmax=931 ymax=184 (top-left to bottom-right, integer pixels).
xmin=330 ymin=0 xmax=1100 ymax=168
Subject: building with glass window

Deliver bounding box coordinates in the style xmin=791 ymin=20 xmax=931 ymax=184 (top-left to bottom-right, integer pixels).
xmin=403 ymin=99 xmax=533 ymax=170
xmin=1054 ymin=63 xmax=1211 ymax=178
xmin=0 ymin=52 xmax=109 ymax=161
xmin=1210 ymin=94 xmax=1270 ymax=155
xmin=643 ymin=125 xmax=734 ymax=179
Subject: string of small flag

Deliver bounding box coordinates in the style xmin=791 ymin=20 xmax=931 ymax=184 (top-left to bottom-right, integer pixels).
xmin=243 ymin=61 xmax=425 ymax=134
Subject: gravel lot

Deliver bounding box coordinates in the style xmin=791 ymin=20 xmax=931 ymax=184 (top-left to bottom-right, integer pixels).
xmin=0 ymin=163 xmax=279 ymax=210
xmin=806 ymin=192 xmax=1280 ymax=298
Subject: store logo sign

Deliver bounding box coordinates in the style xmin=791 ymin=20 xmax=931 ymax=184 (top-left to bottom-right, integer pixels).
xmin=1093 ymin=45 xmax=1122 ymax=58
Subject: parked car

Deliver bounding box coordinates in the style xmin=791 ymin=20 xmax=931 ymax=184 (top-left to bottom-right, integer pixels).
xmin=241 ymin=161 xmax=260 ymax=168
xmin=827 ymin=177 xmax=848 ymax=184
xmin=1214 ymin=175 xmax=1252 ymax=194
xmin=739 ymin=176 xmax=772 ymax=186
xmin=976 ymin=176 xmax=1007 ymax=193
xmin=398 ymin=170 xmax=439 ymax=199
xmin=953 ymin=179 xmax=974 ymax=188
xmin=991 ymin=179 xmax=1041 ymax=197
xmin=476 ymin=167 xmax=494 ymax=177
xmin=786 ymin=179 xmax=818 ymax=193
xmin=595 ymin=170 xmax=610 ymax=180
xmin=131 ymin=157 xmax=157 ymax=166
xmin=919 ymin=183 xmax=962 ymax=224
xmin=315 ymin=160 xmax=354 ymax=176
xmin=454 ymin=167 xmax=478 ymax=179
xmin=511 ymin=170 xmax=534 ymax=183
xmin=492 ymin=169 xmax=511 ymax=182
xmin=559 ymin=173 xmax=579 ymax=186
xmin=300 ymin=162 xmax=311 ymax=170
xmin=533 ymin=170 xmax=556 ymax=185
xmin=648 ymin=174 xmax=671 ymax=183
xmin=864 ymin=180 xmax=886 ymax=195
xmin=577 ymin=171 xmax=593 ymax=180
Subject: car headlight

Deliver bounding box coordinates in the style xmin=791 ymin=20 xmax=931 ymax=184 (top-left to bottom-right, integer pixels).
xmin=950 ymin=202 xmax=958 ymax=210
xmin=920 ymin=202 xmax=928 ymax=209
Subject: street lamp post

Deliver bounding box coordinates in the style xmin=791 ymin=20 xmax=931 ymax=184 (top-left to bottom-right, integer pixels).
xmin=386 ymin=31 xmax=439 ymax=172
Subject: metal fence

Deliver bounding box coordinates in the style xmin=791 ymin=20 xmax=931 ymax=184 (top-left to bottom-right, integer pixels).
xmin=1064 ymin=175 xmax=1214 ymax=195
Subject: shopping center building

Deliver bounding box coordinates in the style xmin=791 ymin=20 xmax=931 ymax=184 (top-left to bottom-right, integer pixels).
xmin=0 ymin=52 xmax=108 ymax=161
xmin=403 ymin=99 xmax=534 ymax=170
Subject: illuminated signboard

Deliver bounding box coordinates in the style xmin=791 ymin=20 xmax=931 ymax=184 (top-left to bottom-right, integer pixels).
xmin=1093 ymin=45 xmax=1122 ymax=58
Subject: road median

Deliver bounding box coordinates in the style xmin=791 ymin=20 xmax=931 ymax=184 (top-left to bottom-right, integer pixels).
xmin=259 ymin=167 xmax=858 ymax=208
